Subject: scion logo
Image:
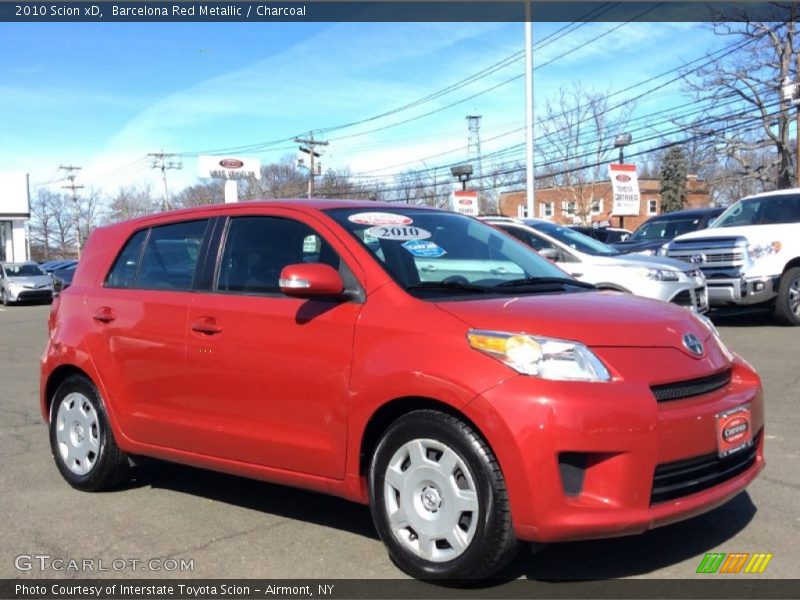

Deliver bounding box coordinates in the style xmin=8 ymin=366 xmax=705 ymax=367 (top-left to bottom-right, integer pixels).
xmin=696 ymin=552 xmax=773 ymax=574
xmin=219 ymin=159 xmax=244 ymax=169
xmin=682 ymin=333 xmax=705 ymax=357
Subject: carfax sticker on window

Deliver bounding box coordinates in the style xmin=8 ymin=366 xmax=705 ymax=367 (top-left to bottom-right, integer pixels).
xmin=402 ymin=240 xmax=447 ymax=258
xmin=348 ymin=212 xmax=413 ymax=226
xmin=366 ymin=226 xmax=431 ymax=241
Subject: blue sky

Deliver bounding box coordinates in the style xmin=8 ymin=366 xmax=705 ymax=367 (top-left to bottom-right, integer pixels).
xmin=0 ymin=20 xmax=725 ymax=197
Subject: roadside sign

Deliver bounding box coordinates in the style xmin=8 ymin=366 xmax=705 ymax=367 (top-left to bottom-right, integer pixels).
xmin=609 ymin=164 xmax=640 ymax=216
xmin=451 ymin=190 xmax=479 ymax=216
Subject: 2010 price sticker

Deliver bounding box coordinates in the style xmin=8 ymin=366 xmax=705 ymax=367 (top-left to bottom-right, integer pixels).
xmin=365 ymin=226 xmax=431 ymax=241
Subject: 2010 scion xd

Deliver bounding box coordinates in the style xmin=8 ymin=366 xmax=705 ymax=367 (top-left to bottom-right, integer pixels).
xmin=41 ymin=201 xmax=764 ymax=580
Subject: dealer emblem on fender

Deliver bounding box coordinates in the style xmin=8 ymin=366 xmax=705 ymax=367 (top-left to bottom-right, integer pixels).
xmin=682 ymin=333 xmax=705 ymax=357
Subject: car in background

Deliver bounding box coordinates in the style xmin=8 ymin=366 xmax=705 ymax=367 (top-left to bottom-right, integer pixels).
xmin=52 ymin=263 xmax=78 ymax=296
xmin=484 ymin=217 xmax=709 ymax=313
xmin=39 ymin=259 xmax=78 ymax=275
xmin=612 ymin=207 xmax=725 ymax=256
xmin=0 ymin=261 xmax=54 ymax=305
xmin=568 ymin=225 xmax=631 ymax=244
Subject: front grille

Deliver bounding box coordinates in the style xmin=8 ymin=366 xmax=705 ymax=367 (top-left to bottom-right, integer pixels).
xmin=17 ymin=290 xmax=52 ymax=301
xmin=651 ymin=369 xmax=732 ymax=402
xmin=667 ymin=236 xmax=747 ymax=273
xmin=651 ymin=431 xmax=760 ymax=504
xmin=670 ymin=251 xmax=744 ymax=265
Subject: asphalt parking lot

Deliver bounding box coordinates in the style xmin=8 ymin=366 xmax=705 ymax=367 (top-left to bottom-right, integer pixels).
xmin=1 ymin=303 xmax=798 ymax=581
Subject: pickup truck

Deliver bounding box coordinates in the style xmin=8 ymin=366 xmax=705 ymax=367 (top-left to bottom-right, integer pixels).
xmin=665 ymin=189 xmax=800 ymax=325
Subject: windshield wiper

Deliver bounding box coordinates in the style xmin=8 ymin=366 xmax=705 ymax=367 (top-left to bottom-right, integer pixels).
xmin=494 ymin=277 xmax=596 ymax=290
xmin=407 ymin=281 xmax=494 ymax=293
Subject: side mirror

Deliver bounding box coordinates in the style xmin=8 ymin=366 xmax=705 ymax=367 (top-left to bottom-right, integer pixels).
xmin=539 ymin=247 xmax=559 ymax=261
xmin=279 ymin=263 xmax=344 ymax=298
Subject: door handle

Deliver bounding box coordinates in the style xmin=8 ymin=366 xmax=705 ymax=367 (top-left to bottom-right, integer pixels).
xmin=92 ymin=307 xmax=116 ymax=323
xmin=191 ymin=318 xmax=223 ymax=335
xmin=420 ymin=264 xmax=436 ymax=272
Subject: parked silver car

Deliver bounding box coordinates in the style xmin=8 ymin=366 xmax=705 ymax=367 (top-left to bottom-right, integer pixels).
xmin=484 ymin=218 xmax=708 ymax=313
xmin=0 ymin=261 xmax=54 ymax=305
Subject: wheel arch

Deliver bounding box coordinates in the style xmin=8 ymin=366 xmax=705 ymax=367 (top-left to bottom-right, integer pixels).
xmin=358 ymin=396 xmax=492 ymax=478
xmin=782 ymin=257 xmax=800 ymax=273
xmin=44 ymin=364 xmax=95 ymax=422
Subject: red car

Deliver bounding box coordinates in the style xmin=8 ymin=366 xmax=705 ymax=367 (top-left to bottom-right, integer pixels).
xmin=41 ymin=200 xmax=764 ymax=580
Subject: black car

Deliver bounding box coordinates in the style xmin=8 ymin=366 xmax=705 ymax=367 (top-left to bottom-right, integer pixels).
xmin=612 ymin=207 xmax=725 ymax=256
xmin=51 ymin=263 xmax=77 ymax=295
xmin=568 ymin=226 xmax=631 ymax=244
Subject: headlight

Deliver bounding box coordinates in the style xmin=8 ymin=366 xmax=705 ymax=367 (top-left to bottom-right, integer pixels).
xmin=633 ymin=249 xmax=655 ymax=256
xmin=628 ymin=267 xmax=680 ymax=281
xmin=9 ymin=282 xmax=23 ymax=290
xmin=748 ymin=241 xmax=781 ymax=260
xmin=656 ymin=243 xmax=669 ymax=256
xmin=467 ymin=330 xmax=611 ymax=381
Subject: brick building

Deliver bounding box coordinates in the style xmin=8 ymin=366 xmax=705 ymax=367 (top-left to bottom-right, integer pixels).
xmin=498 ymin=175 xmax=711 ymax=231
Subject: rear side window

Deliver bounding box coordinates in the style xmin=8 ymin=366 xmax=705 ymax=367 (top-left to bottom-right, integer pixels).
xmin=105 ymin=229 xmax=147 ymax=288
xmin=105 ymin=220 xmax=208 ymax=291
xmin=217 ymin=216 xmax=340 ymax=295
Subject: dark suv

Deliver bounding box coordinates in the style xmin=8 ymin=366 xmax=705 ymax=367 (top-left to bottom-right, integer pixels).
xmin=613 ymin=207 xmax=724 ymax=256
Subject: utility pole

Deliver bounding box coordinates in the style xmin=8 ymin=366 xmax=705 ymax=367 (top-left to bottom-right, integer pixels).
xmin=59 ymin=165 xmax=84 ymax=258
xmin=295 ymin=133 xmax=329 ymax=198
xmin=524 ymin=5 xmax=535 ymax=219
xmin=148 ymin=151 xmax=183 ymax=211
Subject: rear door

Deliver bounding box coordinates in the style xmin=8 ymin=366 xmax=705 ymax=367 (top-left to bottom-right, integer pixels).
xmin=184 ymin=210 xmax=362 ymax=479
xmin=85 ymin=219 xmax=211 ymax=450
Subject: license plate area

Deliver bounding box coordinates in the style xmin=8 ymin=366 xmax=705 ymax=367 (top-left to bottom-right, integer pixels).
xmin=716 ymin=405 xmax=753 ymax=458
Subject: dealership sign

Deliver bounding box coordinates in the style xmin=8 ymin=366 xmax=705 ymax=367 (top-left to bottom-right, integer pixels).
xmin=609 ymin=164 xmax=640 ymax=216
xmin=198 ymin=156 xmax=261 ymax=180
xmin=451 ymin=190 xmax=479 ymax=217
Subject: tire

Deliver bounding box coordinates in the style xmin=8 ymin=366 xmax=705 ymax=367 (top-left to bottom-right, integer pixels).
xmin=368 ymin=410 xmax=518 ymax=580
xmin=1 ymin=288 xmax=9 ymax=306
xmin=49 ymin=375 xmax=130 ymax=491
xmin=774 ymin=267 xmax=800 ymax=326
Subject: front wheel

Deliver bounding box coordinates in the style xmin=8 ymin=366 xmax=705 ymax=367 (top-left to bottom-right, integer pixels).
xmin=1 ymin=288 xmax=9 ymax=306
xmin=49 ymin=375 xmax=130 ymax=491
xmin=368 ymin=410 xmax=517 ymax=580
xmin=774 ymin=267 xmax=800 ymax=326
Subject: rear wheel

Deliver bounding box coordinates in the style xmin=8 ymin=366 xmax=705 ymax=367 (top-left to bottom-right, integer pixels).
xmin=774 ymin=267 xmax=800 ymax=326
xmin=1 ymin=288 xmax=9 ymax=306
xmin=49 ymin=375 xmax=130 ymax=491
xmin=368 ymin=410 xmax=517 ymax=580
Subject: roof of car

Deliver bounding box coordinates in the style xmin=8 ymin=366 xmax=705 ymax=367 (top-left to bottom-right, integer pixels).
xmin=741 ymin=188 xmax=800 ymax=200
xmin=645 ymin=206 xmax=724 ymax=220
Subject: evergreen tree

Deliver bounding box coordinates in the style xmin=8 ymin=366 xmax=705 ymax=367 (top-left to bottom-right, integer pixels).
xmin=660 ymin=146 xmax=689 ymax=213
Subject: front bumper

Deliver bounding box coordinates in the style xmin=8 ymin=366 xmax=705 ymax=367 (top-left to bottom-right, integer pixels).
xmin=467 ymin=353 xmax=764 ymax=543
xmin=706 ymin=275 xmax=780 ymax=306
xmin=6 ymin=287 xmax=53 ymax=302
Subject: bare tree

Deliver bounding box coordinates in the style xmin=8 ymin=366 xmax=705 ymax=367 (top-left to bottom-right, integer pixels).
xmin=29 ymin=189 xmax=56 ymax=259
xmin=680 ymin=10 xmax=799 ymax=192
xmin=537 ymin=82 xmax=635 ymax=224
xmin=107 ymin=184 xmax=159 ymax=223
xmin=174 ymin=180 xmax=225 ymax=207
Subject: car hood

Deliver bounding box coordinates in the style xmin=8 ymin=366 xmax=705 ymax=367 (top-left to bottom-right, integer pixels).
xmin=675 ymin=224 xmax=785 ymax=241
xmin=611 ymin=239 xmax=665 ymax=253
xmin=602 ymin=253 xmax=697 ymax=272
xmin=5 ymin=275 xmax=52 ymax=288
xmin=436 ymin=291 xmax=709 ymax=352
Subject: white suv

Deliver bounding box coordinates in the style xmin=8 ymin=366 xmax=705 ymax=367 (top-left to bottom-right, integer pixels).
xmin=485 ymin=218 xmax=708 ymax=313
xmin=666 ymin=189 xmax=800 ymax=325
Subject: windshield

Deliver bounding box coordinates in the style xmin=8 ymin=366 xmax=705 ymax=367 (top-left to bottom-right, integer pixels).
xmin=326 ymin=208 xmax=584 ymax=298
xmin=523 ymin=220 xmax=619 ymax=256
xmin=713 ymin=194 xmax=800 ymax=228
xmin=629 ymin=216 xmax=704 ymax=241
xmin=3 ymin=263 xmax=45 ymax=277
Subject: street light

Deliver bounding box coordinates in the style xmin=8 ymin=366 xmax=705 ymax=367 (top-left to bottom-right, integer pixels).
xmin=614 ymin=133 xmax=632 ymax=164
xmin=450 ymin=164 xmax=473 ymax=191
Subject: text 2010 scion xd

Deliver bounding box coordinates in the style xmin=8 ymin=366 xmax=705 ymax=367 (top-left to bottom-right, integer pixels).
xmin=41 ymin=200 xmax=764 ymax=580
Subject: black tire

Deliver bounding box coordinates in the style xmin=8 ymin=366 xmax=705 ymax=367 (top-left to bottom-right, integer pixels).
xmin=49 ymin=375 xmax=130 ymax=491
xmin=1 ymin=289 xmax=9 ymax=306
xmin=368 ymin=410 xmax=518 ymax=580
xmin=774 ymin=267 xmax=800 ymax=326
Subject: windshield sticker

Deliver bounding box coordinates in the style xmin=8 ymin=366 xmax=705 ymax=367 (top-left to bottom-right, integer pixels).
xmin=366 ymin=226 xmax=431 ymax=241
xmin=348 ymin=212 xmax=413 ymax=226
xmin=402 ymin=240 xmax=447 ymax=258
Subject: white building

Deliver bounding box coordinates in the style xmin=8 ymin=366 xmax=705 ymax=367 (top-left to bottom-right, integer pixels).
xmin=0 ymin=172 xmax=30 ymax=263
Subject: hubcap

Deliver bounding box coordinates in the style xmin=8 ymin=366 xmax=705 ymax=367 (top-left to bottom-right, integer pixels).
xmin=55 ymin=393 xmax=100 ymax=475
xmin=383 ymin=439 xmax=479 ymax=563
xmin=789 ymin=276 xmax=800 ymax=316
